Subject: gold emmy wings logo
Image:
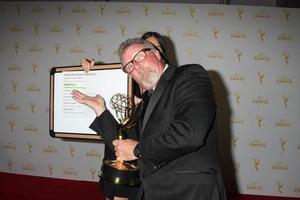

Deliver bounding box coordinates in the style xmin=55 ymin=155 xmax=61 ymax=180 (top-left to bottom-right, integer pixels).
xmin=119 ymin=24 xmax=127 ymax=37
xmin=235 ymin=49 xmax=243 ymax=63
xmin=282 ymin=9 xmax=291 ymax=22
xmin=212 ymin=26 xmax=219 ymax=39
xmin=258 ymin=29 xmax=265 ymax=42
xmin=11 ymin=81 xmax=17 ymax=93
xmin=279 ymin=137 xmax=287 ymax=152
xmin=48 ymin=163 xmax=54 ymax=175
xmin=143 ymin=5 xmax=150 ymax=16
xmin=69 ymin=145 xmax=75 ymax=157
xmin=8 ymin=160 xmax=13 ymax=171
xmin=252 ymin=158 xmax=261 ymax=171
xmin=14 ymin=41 xmax=20 ymax=54
xmin=54 ymin=42 xmax=60 ymax=55
xmin=281 ymin=95 xmax=288 ymax=108
xmin=234 ymin=93 xmax=241 ymax=105
xmin=89 ymin=167 xmax=97 ymax=180
xmin=32 ymin=62 xmax=38 ymax=74
xmin=16 ymin=3 xmax=22 ymax=16
xmin=57 ymin=4 xmax=63 ymax=15
xmin=9 ymin=120 xmax=16 ymax=132
xmin=189 ymin=6 xmax=196 ymax=18
xmin=276 ymin=181 xmax=284 ymax=194
xmin=99 ymin=4 xmax=105 ymax=16
xmin=27 ymin=142 xmax=33 ymax=153
xmin=33 ymin=23 xmax=40 ymax=35
xmin=165 ymin=26 xmax=172 ymax=37
xmin=75 ymin=24 xmax=81 ymax=36
xmin=30 ymin=102 xmax=36 ymax=114
xmin=236 ymin=7 xmax=244 ymax=20
xmin=232 ymin=137 xmax=239 ymax=148
xmin=257 ymin=72 xmax=264 ymax=85
xmin=256 ymin=115 xmax=263 ymax=128
xmin=282 ymin=52 xmax=289 ymax=64
xmin=96 ymin=44 xmax=103 ymax=56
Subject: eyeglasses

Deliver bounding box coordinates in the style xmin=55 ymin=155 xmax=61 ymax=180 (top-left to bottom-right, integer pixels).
xmin=122 ymin=48 xmax=152 ymax=74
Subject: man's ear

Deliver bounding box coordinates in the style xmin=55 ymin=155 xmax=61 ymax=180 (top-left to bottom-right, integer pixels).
xmin=153 ymin=49 xmax=162 ymax=60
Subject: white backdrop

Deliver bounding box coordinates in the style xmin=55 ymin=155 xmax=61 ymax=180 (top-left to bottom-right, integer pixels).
xmin=0 ymin=1 xmax=299 ymax=198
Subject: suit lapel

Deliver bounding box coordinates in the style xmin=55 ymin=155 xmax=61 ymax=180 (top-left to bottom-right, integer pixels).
xmin=141 ymin=66 xmax=176 ymax=133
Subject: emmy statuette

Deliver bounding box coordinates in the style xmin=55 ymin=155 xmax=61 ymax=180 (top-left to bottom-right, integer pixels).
xmin=98 ymin=93 xmax=143 ymax=186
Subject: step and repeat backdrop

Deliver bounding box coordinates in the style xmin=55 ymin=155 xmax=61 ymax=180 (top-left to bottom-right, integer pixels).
xmin=0 ymin=1 xmax=299 ymax=198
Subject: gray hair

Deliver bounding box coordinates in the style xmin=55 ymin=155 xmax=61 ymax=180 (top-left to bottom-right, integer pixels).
xmin=117 ymin=37 xmax=155 ymax=61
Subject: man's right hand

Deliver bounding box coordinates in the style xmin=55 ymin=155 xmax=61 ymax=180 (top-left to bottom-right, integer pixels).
xmin=71 ymin=90 xmax=106 ymax=117
xmin=80 ymin=58 xmax=95 ymax=72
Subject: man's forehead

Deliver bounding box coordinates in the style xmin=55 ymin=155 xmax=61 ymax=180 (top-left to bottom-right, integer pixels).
xmin=125 ymin=43 xmax=144 ymax=54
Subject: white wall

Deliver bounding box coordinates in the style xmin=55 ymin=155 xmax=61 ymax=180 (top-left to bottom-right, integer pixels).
xmin=0 ymin=1 xmax=299 ymax=198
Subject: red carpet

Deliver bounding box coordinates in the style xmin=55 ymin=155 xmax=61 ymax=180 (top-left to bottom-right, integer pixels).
xmin=0 ymin=172 xmax=299 ymax=200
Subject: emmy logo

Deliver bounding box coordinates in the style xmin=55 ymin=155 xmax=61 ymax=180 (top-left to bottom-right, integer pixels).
xmin=165 ymin=26 xmax=172 ymax=37
xmin=120 ymin=25 xmax=126 ymax=37
xmin=33 ymin=23 xmax=40 ymax=35
xmin=54 ymin=42 xmax=60 ymax=55
xmin=258 ymin=29 xmax=265 ymax=42
xmin=283 ymin=52 xmax=289 ymax=64
xmin=143 ymin=5 xmax=150 ymax=16
xmin=283 ymin=10 xmax=290 ymax=22
xmin=16 ymin=3 xmax=22 ymax=15
xmin=48 ymin=163 xmax=54 ymax=175
xmin=236 ymin=7 xmax=244 ymax=20
xmin=30 ymin=102 xmax=36 ymax=114
xmin=14 ymin=41 xmax=20 ymax=54
xmin=32 ymin=62 xmax=38 ymax=74
xmin=99 ymin=4 xmax=105 ymax=16
xmin=257 ymin=72 xmax=264 ymax=85
xmin=75 ymin=24 xmax=81 ymax=36
xmin=8 ymin=160 xmax=13 ymax=171
xmin=27 ymin=142 xmax=33 ymax=153
xmin=12 ymin=81 xmax=17 ymax=93
xmin=256 ymin=115 xmax=263 ymax=128
xmin=89 ymin=168 xmax=97 ymax=180
xmin=57 ymin=4 xmax=63 ymax=15
xmin=232 ymin=137 xmax=239 ymax=148
xmin=99 ymin=93 xmax=143 ymax=186
xmin=235 ymin=49 xmax=243 ymax=63
xmin=279 ymin=137 xmax=287 ymax=152
xmin=69 ymin=145 xmax=75 ymax=157
xmin=282 ymin=95 xmax=288 ymax=108
xmin=189 ymin=7 xmax=196 ymax=18
xmin=276 ymin=181 xmax=284 ymax=194
xmin=252 ymin=158 xmax=260 ymax=171
xmin=96 ymin=44 xmax=103 ymax=56
xmin=187 ymin=48 xmax=193 ymax=60
xmin=9 ymin=120 xmax=15 ymax=132
xmin=212 ymin=26 xmax=219 ymax=39
xmin=234 ymin=93 xmax=241 ymax=105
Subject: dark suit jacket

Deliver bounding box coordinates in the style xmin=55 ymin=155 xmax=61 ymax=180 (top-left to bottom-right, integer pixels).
xmin=91 ymin=64 xmax=227 ymax=200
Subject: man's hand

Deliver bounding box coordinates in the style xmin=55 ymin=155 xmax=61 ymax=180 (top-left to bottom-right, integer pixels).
xmin=71 ymin=90 xmax=106 ymax=116
xmin=80 ymin=58 xmax=95 ymax=72
xmin=113 ymin=139 xmax=139 ymax=161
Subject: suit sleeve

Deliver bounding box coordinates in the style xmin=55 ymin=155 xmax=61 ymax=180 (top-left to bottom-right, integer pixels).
xmin=89 ymin=110 xmax=119 ymax=152
xmin=140 ymin=65 xmax=217 ymax=172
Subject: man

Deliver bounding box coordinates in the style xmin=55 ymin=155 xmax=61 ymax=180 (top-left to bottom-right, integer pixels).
xmin=72 ymin=38 xmax=227 ymax=200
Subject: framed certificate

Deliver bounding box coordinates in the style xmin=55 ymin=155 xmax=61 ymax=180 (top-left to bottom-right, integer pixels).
xmin=49 ymin=63 xmax=132 ymax=140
